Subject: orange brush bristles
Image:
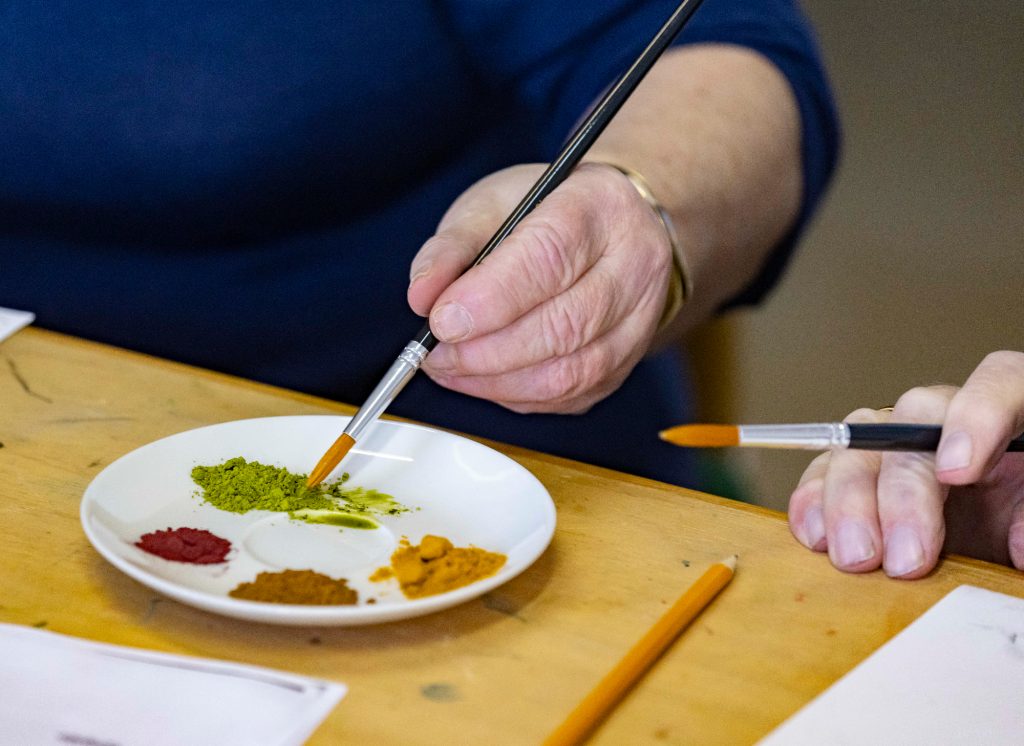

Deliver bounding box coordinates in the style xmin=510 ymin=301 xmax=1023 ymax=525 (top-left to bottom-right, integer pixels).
xmin=306 ymin=433 xmax=356 ymax=488
xmin=658 ymin=424 xmax=740 ymax=448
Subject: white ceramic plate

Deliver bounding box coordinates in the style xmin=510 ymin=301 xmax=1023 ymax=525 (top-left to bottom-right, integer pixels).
xmin=81 ymin=416 xmax=556 ymax=626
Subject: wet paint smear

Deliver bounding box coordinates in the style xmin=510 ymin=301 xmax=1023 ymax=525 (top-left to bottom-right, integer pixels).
xmin=290 ymin=510 xmax=379 ymax=529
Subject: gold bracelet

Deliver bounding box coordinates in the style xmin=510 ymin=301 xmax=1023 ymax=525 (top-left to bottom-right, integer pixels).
xmin=601 ymin=163 xmax=692 ymax=330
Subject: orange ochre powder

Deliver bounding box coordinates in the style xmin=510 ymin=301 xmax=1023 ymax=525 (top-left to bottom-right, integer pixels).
xmin=229 ymin=569 xmax=358 ymax=605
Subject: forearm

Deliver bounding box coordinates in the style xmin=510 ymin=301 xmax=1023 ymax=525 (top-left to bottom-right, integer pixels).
xmin=586 ymin=43 xmax=803 ymax=337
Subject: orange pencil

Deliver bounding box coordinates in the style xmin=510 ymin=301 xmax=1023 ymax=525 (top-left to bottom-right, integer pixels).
xmin=544 ymin=556 xmax=737 ymax=746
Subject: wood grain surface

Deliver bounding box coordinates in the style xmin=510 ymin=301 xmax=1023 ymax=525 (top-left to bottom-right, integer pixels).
xmin=2 ymin=328 xmax=1020 ymax=744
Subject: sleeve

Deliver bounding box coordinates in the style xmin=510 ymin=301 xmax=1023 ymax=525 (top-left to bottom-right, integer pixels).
xmin=441 ymin=0 xmax=841 ymax=307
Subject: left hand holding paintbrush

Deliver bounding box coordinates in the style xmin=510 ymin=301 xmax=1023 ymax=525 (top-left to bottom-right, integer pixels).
xmin=787 ymin=351 xmax=1024 ymax=578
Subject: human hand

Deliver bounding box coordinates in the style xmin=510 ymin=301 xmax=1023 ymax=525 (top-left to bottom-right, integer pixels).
xmin=787 ymin=351 xmax=1024 ymax=577
xmin=407 ymin=162 xmax=674 ymax=414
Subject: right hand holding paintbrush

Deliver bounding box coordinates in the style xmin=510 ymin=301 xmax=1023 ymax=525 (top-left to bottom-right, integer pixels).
xmin=788 ymin=351 xmax=1024 ymax=577
xmin=406 ymin=162 xmax=675 ymax=416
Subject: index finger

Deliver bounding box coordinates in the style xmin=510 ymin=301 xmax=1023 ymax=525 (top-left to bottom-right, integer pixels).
xmin=428 ymin=183 xmax=606 ymax=343
xmin=408 ymin=165 xmax=544 ymax=317
xmin=936 ymin=351 xmax=1024 ymax=485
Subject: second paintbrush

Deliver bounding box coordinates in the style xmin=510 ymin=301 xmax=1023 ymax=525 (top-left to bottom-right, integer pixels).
xmin=659 ymin=422 xmax=1024 ymax=452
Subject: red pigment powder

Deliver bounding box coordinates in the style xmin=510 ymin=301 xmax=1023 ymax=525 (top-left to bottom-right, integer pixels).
xmin=136 ymin=527 xmax=231 ymax=564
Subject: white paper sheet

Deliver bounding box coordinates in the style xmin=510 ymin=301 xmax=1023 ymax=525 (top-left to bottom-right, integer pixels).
xmin=0 ymin=306 xmax=34 ymax=342
xmin=0 ymin=623 xmax=346 ymax=746
xmin=761 ymin=585 xmax=1024 ymax=745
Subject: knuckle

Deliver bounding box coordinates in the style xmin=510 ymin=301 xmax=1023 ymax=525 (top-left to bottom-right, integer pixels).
xmin=417 ymin=234 xmax=447 ymax=259
xmin=579 ymin=346 xmax=612 ymax=396
xmin=540 ymin=298 xmax=589 ymax=358
xmin=523 ymin=215 xmax=580 ymax=292
xmin=544 ymin=275 xmax=620 ymax=358
xmin=508 ymin=396 xmax=590 ymax=415
xmin=442 ymin=344 xmax=464 ymax=372
xmin=894 ymin=386 xmax=948 ymax=415
xmin=545 ymin=356 xmax=584 ymax=401
xmin=502 ymin=400 xmax=538 ymax=415
xmin=584 ymin=268 xmax=623 ymax=329
xmin=578 ymin=162 xmax=630 ymax=209
xmin=561 ymin=398 xmax=596 ymax=415
xmin=981 ymin=349 xmax=1024 ymax=374
xmin=444 ymin=342 xmax=499 ymax=378
xmin=789 ymin=476 xmax=822 ymax=511
xmin=485 ymin=262 xmax=532 ymax=313
xmin=897 ymin=386 xmax=934 ymax=406
xmin=649 ymin=230 xmax=673 ymax=276
xmin=844 ymin=407 xmax=883 ymax=424
xmin=544 ymin=346 xmax=610 ymax=404
xmin=881 ymin=451 xmax=940 ymax=491
xmin=605 ymin=174 xmax=640 ymax=218
xmin=809 ymin=450 xmax=833 ymax=470
xmin=422 ymin=233 xmax=471 ymax=267
xmin=798 ymin=452 xmax=832 ymax=486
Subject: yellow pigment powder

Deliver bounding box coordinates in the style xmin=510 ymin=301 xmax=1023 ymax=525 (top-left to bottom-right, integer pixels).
xmin=370 ymin=535 xmax=506 ymax=599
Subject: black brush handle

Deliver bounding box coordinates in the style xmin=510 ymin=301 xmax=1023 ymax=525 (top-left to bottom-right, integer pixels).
xmin=849 ymin=423 xmax=1024 ymax=452
xmin=413 ymin=0 xmax=706 ymax=352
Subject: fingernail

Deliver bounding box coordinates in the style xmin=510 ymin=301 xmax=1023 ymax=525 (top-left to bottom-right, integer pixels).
xmin=801 ymin=506 xmax=826 ymax=549
xmin=936 ymin=430 xmax=972 ymax=472
xmin=409 ymin=261 xmax=432 ymax=287
xmin=833 ymin=521 xmax=875 ymax=567
xmin=884 ymin=525 xmax=925 ymax=577
xmin=431 ymin=303 xmax=473 ymax=342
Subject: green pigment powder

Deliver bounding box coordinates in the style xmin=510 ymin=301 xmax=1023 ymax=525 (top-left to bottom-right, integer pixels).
xmin=190 ymin=457 xmax=408 ymax=525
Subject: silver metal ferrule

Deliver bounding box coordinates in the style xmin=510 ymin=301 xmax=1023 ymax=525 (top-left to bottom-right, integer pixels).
xmin=344 ymin=340 xmax=428 ymax=442
xmin=738 ymin=423 xmax=851 ymax=450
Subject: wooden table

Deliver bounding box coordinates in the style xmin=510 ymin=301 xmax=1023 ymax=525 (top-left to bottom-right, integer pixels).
xmin=2 ymin=328 xmax=1021 ymax=744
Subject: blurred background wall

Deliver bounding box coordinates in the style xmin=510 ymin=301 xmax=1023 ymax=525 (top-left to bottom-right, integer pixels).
xmin=690 ymin=1 xmax=1024 ymax=511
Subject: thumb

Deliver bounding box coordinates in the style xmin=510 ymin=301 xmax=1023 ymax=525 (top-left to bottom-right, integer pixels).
xmin=936 ymin=351 xmax=1024 ymax=485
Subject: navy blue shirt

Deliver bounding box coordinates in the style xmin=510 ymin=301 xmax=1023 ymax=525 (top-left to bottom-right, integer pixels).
xmin=0 ymin=1 xmax=838 ymax=487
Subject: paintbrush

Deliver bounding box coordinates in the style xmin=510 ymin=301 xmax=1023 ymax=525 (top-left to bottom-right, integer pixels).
xmin=658 ymin=423 xmax=1024 ymax=452
xmin=307 ymin=0 xmax=708 ymax=487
